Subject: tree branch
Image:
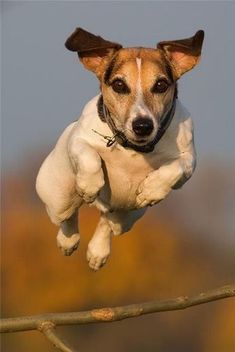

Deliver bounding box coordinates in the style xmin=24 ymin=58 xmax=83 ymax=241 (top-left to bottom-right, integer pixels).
xmin=1 ymin=284 xmax=235 ymax=334
xmin=1 ymin=285 xmax=235 ymax=351
xmin=39 ymin=322 xmax=77 ymax=352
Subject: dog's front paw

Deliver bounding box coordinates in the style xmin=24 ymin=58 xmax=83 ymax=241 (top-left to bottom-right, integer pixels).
xmin=136 ymin=174 xmax=171 ymax=208
xmin=76 ymin=171 xmax=105 ymax=203
xmin=86 ymin=237 xmax=111 ymax=271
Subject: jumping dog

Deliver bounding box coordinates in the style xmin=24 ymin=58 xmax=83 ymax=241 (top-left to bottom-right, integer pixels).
xmin=36 ymin=28 xmax=204 ymax=270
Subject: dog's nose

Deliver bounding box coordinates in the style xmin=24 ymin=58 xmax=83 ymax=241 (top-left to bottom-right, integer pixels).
xmin=132 ymin=117 xmax=154 ymax=136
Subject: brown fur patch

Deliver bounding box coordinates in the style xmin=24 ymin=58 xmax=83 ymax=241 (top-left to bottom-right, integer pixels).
xmin=100 ymin=48 xmax=176 ymax=126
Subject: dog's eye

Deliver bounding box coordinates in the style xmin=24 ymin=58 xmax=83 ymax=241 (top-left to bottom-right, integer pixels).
xmin=152 ymin=79 xmax=169 ymax=94
xmin=111 ymin=79 xmax=130 ymax=94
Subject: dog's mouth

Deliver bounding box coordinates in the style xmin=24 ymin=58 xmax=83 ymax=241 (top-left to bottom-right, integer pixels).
xmin=113 ymin=129 xmax=159 ymax=153
xmin=123 ymin=128 xmax=157 ymax=146
xmin=128 ymin=136 xmax=153 ymax=145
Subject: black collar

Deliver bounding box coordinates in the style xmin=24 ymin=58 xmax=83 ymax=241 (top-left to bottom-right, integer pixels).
xmin=97 ymin=93 xmax=177 ymax=153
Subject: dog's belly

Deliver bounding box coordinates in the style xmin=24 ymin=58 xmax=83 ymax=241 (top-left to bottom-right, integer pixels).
xmin=99 ymin=148 xmax=161 ymax=209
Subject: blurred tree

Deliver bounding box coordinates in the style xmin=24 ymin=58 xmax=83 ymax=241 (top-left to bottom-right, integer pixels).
xmin=1 ymin=159 xmax=235 ymax=351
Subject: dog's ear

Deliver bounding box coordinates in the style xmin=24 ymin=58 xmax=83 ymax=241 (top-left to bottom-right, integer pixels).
xmin=65 ymin=28 xmax=122 ymax=77
xmin=157 ymin=30 xmax=204 ymax=79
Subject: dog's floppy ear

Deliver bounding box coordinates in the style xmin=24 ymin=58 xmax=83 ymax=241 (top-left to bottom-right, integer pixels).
xmin=157 ymin=30 xmax=204 ymax=79
xmin=65 ymin=28 xmax=122 ymax=77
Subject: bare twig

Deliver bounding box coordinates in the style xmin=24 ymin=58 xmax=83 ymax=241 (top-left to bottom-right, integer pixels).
xmin=1 ymin=284 xmax=235 ymax=351
xmin=39 ymin=322 xmax=76 ymax=352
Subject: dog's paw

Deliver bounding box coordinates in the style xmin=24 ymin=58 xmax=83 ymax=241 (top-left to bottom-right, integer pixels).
xmin=57 ymin=230 xmax=80 ymax=256
xmin=136 ymin=174 xmax=171 ymax=208
xmin=76 ymin=171 xmax=105 ymax=203
xmin=86 ymin=237 xmax=111 ymax=271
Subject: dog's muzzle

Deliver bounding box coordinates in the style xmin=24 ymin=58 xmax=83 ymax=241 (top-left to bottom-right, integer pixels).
xmin=96 ymin=94 xmax=177 ymax=153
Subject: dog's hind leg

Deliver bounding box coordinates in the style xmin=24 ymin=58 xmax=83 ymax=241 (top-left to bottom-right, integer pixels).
xmin=56 ymin=209 xmax=80 ymax=256
xmin=86 ymin=208 xmax=147 ymax=270
xmin=36 ymin=140 xmax=82 ymax=255
xmin=106 ymin=208 xmax=147 ymax=236
xmin=87 ymin=213 xmax=112 ymax=271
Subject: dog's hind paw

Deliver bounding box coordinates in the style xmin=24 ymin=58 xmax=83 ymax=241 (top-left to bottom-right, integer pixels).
xmin=56 ymin=230 xmax=80 ymax=256
xmin=86 ymin=238 xmax=110 ymax=271
xmin=86 ymin=250 xmax=109 ymax=271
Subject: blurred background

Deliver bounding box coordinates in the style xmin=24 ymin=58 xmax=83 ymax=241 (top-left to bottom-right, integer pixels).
xmin=1 ymin=1 xmax=235 ymax=351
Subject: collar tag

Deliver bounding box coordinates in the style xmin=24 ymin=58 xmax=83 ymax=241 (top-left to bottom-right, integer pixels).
xmin=92 ymin=129 xmax=117 ymax=147
xmin=106 ymin=136 xmax=116 ymax=147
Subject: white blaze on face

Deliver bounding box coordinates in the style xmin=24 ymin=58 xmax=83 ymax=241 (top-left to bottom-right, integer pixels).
xmin=136 ymin=57 xmax=142 ymax=107
xmin=126 ymin=58 xmax=156 ymax=137
xmin=134 ymin=58 xmax=151 ymax=116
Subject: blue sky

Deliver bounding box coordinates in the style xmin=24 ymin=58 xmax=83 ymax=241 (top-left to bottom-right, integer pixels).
xmin=2 ymin=1 xmax=235 ymax=168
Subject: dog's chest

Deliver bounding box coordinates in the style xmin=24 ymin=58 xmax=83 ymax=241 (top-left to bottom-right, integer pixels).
xmin=76 ymin=95 xmax=182 ymax=208
xmin=98 ymin=145 xmax=163 ymax=208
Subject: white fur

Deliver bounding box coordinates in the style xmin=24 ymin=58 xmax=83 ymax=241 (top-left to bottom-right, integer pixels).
xmin=127 ymin=58 xmax=156 ymax=136
xmin=36 ymin=95 xmax=196 ymax=270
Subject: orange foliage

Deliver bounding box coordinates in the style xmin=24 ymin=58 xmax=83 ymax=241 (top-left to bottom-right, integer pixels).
xmin=1 ymin=167 xmax=235 ymax=351
xmin=201 ymin=300 xmax=235 ymax=352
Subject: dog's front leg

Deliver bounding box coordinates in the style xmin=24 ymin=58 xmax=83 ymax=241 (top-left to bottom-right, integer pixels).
xmin=69 ymin=138 xmax=105 ymax=204
xmin=136 ymin=152 xmax=195 ymax=208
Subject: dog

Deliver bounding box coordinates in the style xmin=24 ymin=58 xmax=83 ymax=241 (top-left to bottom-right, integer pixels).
xmin=36 ymin=28 xmax=204 ymax=271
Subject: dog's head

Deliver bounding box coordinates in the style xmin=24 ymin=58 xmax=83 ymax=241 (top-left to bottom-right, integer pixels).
xmin=65 ymin=28 xmax=204 ymax=146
